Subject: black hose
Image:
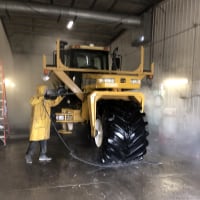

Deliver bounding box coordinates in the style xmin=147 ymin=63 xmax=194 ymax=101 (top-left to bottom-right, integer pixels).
xmin=42 ymin=100 xmax=110 ymax=167
xmin=43 ymin=101 xmax=160 ymax=168
xmin=49 ymin=114 xmax=141 ymax=168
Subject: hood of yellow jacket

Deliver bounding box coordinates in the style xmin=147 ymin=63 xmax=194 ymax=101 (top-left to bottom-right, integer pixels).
xmin=37 ymin=85 xmax=47 ymax=96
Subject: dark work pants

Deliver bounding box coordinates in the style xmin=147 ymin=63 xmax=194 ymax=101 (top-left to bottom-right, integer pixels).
xmin=26 ymin=140 xmax=47 ymax=157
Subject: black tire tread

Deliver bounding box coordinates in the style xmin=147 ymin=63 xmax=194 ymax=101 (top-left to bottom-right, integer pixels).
xmin=98 ymin=99 xmax=149 ymax=164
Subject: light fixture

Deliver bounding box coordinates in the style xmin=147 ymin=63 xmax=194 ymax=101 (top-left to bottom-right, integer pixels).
xmin=66 ymin=16 xmax=77 ymax=30
xmin=66 ymin=20 xmax=74 ymax=30
xmin=42 ymin=75 xmax=50 ymax=81
xmin=139 ymin=35 xmax=145 ymax=42
xmin=162 ymin=78 xmax=188 ymax=87
xmin=5 ymin=78 xmax=16 ymax=88
xmin=132 ymin=35 xmax=147 ymax=46
xmin=42 ymin=69 xmax=51 ymax=82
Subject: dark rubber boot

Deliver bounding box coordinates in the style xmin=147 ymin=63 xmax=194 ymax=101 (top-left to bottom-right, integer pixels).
xmin=25 ymin=142 xmax=37 ymax=164
xmin=39 ymin=140 xmax=52 ymax=162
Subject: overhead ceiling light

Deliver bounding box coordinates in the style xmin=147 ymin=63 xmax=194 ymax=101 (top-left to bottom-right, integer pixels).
xmin=66 ymin=20 xmax=74 ymax=30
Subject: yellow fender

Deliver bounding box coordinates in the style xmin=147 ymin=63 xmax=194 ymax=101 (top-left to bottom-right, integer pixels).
xmin=87 ymin=91 xmax=145 ymax=138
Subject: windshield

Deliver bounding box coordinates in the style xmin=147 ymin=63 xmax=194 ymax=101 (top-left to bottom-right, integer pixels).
xmin=60 ymin=49 xmax=109 ymax=70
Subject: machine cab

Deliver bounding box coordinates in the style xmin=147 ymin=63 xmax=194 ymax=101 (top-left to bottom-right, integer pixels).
xmin=56 ymin=41 xmax=109 ymax=70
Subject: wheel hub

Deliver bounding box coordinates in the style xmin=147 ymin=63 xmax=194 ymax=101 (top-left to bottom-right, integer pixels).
xmin=95 ymin=119 xmax=103 ymax=147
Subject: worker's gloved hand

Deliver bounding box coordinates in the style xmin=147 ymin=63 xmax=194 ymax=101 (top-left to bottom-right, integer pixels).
xmin=44 ymin=93 xmax=52 ymax=100
xmin=44 ymin=89 xmax=58 ymax=100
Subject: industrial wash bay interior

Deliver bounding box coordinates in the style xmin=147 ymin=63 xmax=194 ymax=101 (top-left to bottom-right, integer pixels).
xmin=1 ymin=0 xmax=200 ymax=200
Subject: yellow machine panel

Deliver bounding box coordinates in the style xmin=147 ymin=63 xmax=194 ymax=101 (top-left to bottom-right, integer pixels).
xmin=42 ymin=39 xmax=154 ymax=164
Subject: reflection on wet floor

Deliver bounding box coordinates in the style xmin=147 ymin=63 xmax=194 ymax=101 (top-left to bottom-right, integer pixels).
xmin=0 ymin=131 xmax=200 ymax=200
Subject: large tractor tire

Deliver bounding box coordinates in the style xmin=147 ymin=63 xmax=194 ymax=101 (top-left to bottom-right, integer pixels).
xmin=97 ymin=99 xmax=149 ymax=164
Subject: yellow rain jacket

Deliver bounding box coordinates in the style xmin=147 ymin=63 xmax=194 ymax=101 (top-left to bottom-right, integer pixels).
xmin=29 ymin=85 xmax=63 ymax=141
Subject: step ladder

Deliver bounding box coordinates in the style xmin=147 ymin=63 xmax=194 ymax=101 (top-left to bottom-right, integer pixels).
xmin=0 ymin=65 xmax=9 ymax=146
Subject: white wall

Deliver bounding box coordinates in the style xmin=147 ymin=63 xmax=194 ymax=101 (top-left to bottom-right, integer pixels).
xmin=11 ymin=34 xmax=83 ymax=134
xmin=149 ymin=0 xmax=200 ymax=157
xmin=111 ymin=0 xmax=200 ymax=157
xmin=152 ymin=0 xmax=200 ymax=132
xmin=0 ymin=22 xmax=84 ymax=134
xmin=111 ymin=31 xmax=141 ymax=71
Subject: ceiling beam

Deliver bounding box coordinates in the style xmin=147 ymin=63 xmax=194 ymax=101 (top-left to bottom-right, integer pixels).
xmin=89 ymin=0 xmax=98 ymax=10
xmin=140 ymin=0 xmax=163 ymax=13
xmin=123 ymin=0 xmax=150 ymax=5
xmin=50 ymin=0 xmax=54 ymax=5
xmin=8 ymin=29 xmax=111 ymax=43
xmin=5 ymin=23 xmax=113 ymax=38
xmin=70 ymin=0 xmax=76 ymax=8
xmin=107 ymin=0 xmax=118 ymax=11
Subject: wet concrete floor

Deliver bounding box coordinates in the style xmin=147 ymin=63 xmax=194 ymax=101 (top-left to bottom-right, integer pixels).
xmin=0 ymin=132 xmax=200 ymax=200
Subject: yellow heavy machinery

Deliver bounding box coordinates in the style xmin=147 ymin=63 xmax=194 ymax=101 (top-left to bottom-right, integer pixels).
xmin=42 ymin=40 xmax=154 ymax=163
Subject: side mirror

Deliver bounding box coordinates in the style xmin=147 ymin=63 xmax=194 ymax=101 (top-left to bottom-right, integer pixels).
xmin=113 ymin=57 xmax=121 ymax=70
xmin=111 ymin=47 xmax=121 ymax=70
xmin=60 ymin=41 xmax=68 ymax=49
xmin=60 ymin=41 xmax=68 ymax=65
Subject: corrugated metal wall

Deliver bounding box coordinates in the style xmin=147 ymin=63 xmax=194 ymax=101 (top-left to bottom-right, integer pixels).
xmin=110 ymin=0 xmax=200 ymax=139
xmin=153 ymin=0 xmax=200 ymax=129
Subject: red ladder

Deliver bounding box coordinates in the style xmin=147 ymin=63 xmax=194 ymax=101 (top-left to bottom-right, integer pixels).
xmin=0 ymin=65 xmax=9 ymax=146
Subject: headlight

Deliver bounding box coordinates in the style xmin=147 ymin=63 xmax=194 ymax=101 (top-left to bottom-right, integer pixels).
xmin=130 ymin=79 xmax=141 ymax=84
xmin=56 ymin=115 xmax=65 ymax=121
xmin=98 ymin=78 xmax=115 ymax=84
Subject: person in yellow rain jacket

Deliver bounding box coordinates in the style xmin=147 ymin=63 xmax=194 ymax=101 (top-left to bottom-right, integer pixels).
xmin=25 ymin=85 xmax=63 ymax=164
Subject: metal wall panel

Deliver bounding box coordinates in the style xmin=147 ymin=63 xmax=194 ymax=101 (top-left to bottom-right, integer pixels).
xmin=110 ymin=0 xmax=200 ymax=137
xmin=153 ymin=0 xmax=200 ymax=131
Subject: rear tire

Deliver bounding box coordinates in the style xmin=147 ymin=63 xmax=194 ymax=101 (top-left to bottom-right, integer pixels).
xmin=98 ymin=99 xmax=149 ymax=164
